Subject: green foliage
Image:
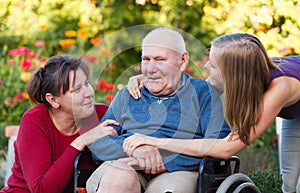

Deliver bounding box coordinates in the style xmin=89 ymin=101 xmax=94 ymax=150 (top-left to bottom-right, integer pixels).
xmin=201 ymin=0 xmax=300 ymax=56
xmin=0 ymin=122 xmax=8 ymax=158
xmin=0 ymin=0 xmax=102 ymax=56
xmin=0 ymin=46 xmax=38 ymax=125
xmin=248 ymin=167 xmax=282 ymax=193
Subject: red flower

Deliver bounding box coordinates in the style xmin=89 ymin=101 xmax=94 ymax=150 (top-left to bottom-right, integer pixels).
xmin=108 ymin=63 xmax=116 ymax=70
xmin=195 ymin=60 xmax=203 ymax=67
xmin=185 ymin=67 xmax=194 ymax=74
xmin=14 ymin=93 xmax=25 ymax=102
xmin=76 ymin=188 xmax=87 ymax=193
xmin=272 ymin=135 xmax=278 ymax=147
xmin=26 ymin=51 xmax=38 ymax=59
xmin=96 ymin=79 xmax=114 ymax=91
xmin=104 ymin=94 xmax=114 ymax=103
xmin=20 ymin=58 xmax=33 ymax=71
xmin=90 ymin=37 xmax=101 ymax=45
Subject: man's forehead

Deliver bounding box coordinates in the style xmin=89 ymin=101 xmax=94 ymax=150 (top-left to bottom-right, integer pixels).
xmin=142 ymin=46 xmax=177 ymax=56
xmin=142 ymin=33 xmax=180 ymax=53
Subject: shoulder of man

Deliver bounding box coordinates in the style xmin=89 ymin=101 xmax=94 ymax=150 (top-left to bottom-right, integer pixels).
xmin=184 ymin=73 xmax=210 ymax=91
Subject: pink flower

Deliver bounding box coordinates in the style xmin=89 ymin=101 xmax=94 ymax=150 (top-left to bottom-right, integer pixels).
xmin=7 ymin=60 xmax=14 ymax=65
xmin=0 ymin=79 xmax=3 ymax=87
xmin=279 ymin=47 xmax=295 ymax=54
xmin=279 ymin=47 xmax=289 ymax=53
xmin=8 ymin=46 xmax=30 ymax=57
xmin=38 ymin=58 xmax=46 ymax=65
xmin=34 ymin=40 xmax=45 ymax=48
xmin=85 ymin=55 xmax=97 ymax=62
xmin=20 ymin=58 xmax=33 ymax=71
xmin=17 ymin=46 xmax=30 ymax=55
xmin=8 ymin=49 xmax=20 ymax=57
xmin=4 ymin=97 xmax=17 ymax=107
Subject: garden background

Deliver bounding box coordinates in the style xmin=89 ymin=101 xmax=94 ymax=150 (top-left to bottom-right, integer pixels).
xmin=0 ymin=0 xmax=299 ymax=192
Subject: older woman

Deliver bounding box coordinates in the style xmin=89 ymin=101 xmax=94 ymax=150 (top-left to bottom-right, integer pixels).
xmin=0 ymin=55 xmax=118 ymax=193
xmin=125 ymin=33 xmax=300 ymax=193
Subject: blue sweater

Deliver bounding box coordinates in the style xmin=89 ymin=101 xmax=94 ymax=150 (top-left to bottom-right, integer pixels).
xmin=90 ymin=73 xmax=230 ymax=172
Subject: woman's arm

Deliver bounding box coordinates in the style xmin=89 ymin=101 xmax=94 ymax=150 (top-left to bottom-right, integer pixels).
xmin=72 ymin=119 xmax=119 ymax=151
xmin=123 ymin=133 xmax=246 ymax=159
xmin=124 ymin=76 xmax=299 ymax=158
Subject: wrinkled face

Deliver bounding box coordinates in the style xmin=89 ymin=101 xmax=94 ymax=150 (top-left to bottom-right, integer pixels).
xmin=204 ymin=45 xmax=224 ymax=94
xmin=141 ymin=46 xmax=184 ymax=97
xmin=56 ymin=68 xmax=95 ymax=120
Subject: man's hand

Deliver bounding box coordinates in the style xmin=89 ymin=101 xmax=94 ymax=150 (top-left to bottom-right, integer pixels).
xmin=129 ymin=145 xmax=166 ymax=174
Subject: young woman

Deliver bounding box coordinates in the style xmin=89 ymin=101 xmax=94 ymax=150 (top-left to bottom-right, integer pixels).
xmin=124 ymin=33 xmax=300 ymax=193
xmin=0 ymin=55 xmax=118 ymax=193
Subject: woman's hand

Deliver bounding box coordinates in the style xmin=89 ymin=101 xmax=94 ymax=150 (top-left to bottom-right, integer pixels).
xmin=127 ymin=74 xmax=143 ymax=99
xmin=123 ymin=133 xmax=156 ymax=156
xmin=72 ymin=119 xmax=119 ymax=151
xmin=99 ymin=119 xmax=119 ymax=136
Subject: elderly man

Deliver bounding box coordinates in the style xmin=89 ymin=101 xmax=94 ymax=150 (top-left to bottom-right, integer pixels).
xmin=87 ymin=27 xmax=230 ymax=193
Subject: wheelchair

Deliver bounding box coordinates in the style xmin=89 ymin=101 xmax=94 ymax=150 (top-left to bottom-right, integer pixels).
xmin=74 ymin=104 xmax=261 ymax=193
xmin=74 ymin=153 xmax=260 ymax=193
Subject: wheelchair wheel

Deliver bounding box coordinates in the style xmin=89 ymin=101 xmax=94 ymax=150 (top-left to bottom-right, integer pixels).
xmin=232 ymin=182 xmax=261 ymax=193
xmin=216 ymin=173 xmax=259 ymax=193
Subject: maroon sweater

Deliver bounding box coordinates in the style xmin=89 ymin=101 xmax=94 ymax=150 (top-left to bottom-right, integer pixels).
xmin=1 ymin=104 xmax=81 ymax=193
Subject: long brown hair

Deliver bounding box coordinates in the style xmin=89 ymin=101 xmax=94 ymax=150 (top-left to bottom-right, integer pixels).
xmin=211 ymin=33 xmax=279 ymax=145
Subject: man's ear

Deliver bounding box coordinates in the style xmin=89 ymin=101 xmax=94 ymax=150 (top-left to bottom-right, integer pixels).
xmin=45 ymin=93 xmax=60 ymax=108
xmin=179 ymin=52 xmax=189 ymax=72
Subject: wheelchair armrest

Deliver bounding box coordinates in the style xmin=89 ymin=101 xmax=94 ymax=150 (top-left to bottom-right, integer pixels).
xmin=197 ymin=156 xmax=240 ymax=193
xmin=74 ymin=152 xmax=83 ymax=193
xmin=199 ymin=156 xmax=240 ymax=175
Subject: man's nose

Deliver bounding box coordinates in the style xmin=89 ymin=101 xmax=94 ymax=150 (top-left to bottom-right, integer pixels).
xmin=146 ymin=61 xmax=158 ymax=73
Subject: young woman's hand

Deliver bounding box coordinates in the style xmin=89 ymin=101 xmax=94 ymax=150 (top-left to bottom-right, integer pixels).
xmin=123 ymin=133 xmax=156 ymax=156
xmin=127 ymin=74 xmax=143 ymax=99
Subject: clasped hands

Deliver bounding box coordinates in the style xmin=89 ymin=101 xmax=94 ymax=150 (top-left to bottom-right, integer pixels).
xmin=122 ymin=134 xmax=165 ymax=174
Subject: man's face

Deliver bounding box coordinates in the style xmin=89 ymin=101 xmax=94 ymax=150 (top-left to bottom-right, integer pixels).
xmin=141 ymin=46 xmax=183 ymax=97
xmin=204 ymin=46 xmax=224 ymax=94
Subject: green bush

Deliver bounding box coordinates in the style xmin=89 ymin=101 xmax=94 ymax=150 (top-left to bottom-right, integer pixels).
xmin=248 ymin=168 xmax=282 ymax=193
